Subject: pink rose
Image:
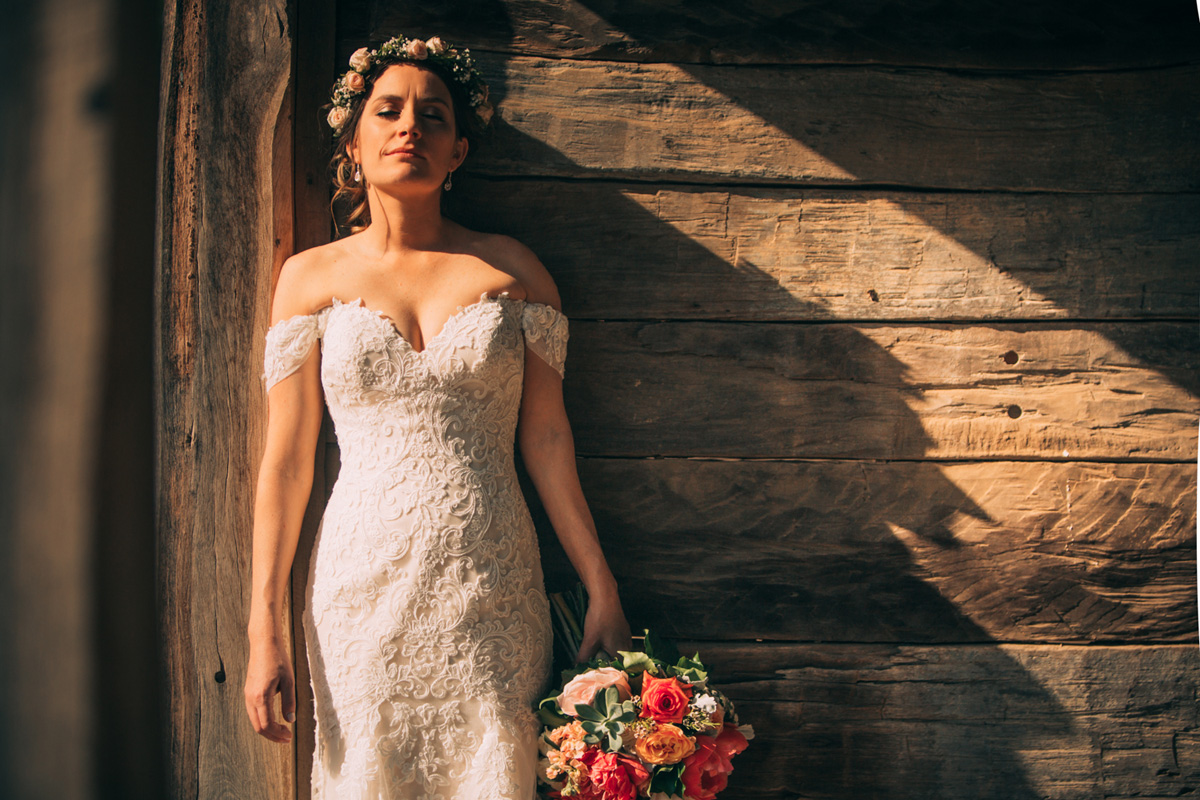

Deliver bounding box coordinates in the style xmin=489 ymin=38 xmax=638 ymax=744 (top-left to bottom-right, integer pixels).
xmin=579 ymin=748 xmax=650 ymax=800
xmin=343 ymin=70 xmax=365 ymax=92
xmin=558 ymin=667 xmax=632 ymax=716
xmin=426 ymin=36 xmax=448 ymax=55
xmin=326 ymin=106 xmax=348 ymax=129
xmin=405 ymin=39 xmax=428 ymax=59
xmin=348 ymin=46 xmax=371 ymax=72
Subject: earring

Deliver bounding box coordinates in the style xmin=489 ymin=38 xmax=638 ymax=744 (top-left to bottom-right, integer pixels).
xmin=353 ymin=162 xmax=361 ymax=182
xmin=444 ymin=170 xmax=453 ymax=191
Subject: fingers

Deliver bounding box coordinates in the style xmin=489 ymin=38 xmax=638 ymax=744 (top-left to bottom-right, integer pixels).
xmin=575 ymin=636 xmax=597 ymax=664
xmin=280 ymin=670 xmax=297 ymax=724
xmin=244 ymin=677 xmax=293 ymax=744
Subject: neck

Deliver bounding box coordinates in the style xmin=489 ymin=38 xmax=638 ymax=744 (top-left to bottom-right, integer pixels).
xmin=360 ymin=184 xmax=448 ymax=254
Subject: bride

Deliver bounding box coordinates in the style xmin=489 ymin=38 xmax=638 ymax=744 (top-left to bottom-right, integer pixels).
xmin=243 ymin=34 xmax=632 ymax=798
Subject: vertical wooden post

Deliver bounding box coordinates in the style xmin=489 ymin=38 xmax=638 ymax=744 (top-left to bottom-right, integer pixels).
xmin=156 ymin=0 xmax=298 ymax=795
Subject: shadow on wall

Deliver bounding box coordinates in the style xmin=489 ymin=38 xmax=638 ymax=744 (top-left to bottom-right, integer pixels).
xmin=345 ymin=3 xmax=1199 ymax=797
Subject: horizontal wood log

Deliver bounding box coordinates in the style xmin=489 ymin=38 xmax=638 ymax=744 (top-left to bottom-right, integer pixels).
xmin=449 ymin=179 xmax=1200 ymax=321
xmin=520 ymin=458 xmax=1198 ymax=643
xmin=354 ymin=0 xmax=1200 ymax=69
xmin=459 ymin=57 xmax=1200 ymax=192
xmin=664 ymin=641 xmax=1200 ymax=799
xmin=561 ymin=321 xmax=1198 ymax=460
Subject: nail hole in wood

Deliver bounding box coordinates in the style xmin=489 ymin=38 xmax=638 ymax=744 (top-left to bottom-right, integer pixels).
xmin=1007 ymin=404 xmax=1022 ymax=419
xmin=1002 ymin=350 xmax=1019 ymax=364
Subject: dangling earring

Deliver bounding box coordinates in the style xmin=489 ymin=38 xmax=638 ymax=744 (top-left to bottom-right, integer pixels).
xmin=353 ymin=162 xmax=361 ymax=182
xmin=444 ymin=170 xmax=453 ymax=191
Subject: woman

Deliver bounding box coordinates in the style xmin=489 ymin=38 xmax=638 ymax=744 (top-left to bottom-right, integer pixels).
xmin=243 ymin=34 xmax=632 ymax=798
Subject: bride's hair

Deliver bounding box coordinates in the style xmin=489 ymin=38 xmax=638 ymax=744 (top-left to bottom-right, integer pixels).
xmin=327 ymin=59 xmax=484 ymax=235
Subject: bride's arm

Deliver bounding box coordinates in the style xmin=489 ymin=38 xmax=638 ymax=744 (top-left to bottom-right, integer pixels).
xmin=512 ymin=251 xmax=632 ymax=662
xmin=245 ymin=260 xmax=326 ymax=744
xmin=518 ymin=354 xmax=633 ymax=663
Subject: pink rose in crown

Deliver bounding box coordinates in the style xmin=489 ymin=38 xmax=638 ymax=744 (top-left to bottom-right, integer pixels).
xmin=579 ymin=748 xmax=650 ymax=800
xmin=405 ymin=38 xmax=428 ymax=59
xmin=558 ymin=667 xmax=632 ymax=716
xmin=680 ymin=723 xmax=750 ymax=800
xmin=343 ymin=70 xmax=365 ymax=92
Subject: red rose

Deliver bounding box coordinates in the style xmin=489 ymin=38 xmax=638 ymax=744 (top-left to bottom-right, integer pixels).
xmin=680 ymin=725 xmax=746 ymax=800
xmin=639 ymin=672 xmax=693 ymax=724
xmin=578 ymin=748 xmax=650 ymax=800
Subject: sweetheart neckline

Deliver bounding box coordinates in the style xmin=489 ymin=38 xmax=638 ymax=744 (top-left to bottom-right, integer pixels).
xmin=334 ymin=290 xmax=517 ymax=356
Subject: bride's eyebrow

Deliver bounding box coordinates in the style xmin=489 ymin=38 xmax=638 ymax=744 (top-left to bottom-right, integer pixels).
xmin=371 ymin=94 xmax=450 ymax=107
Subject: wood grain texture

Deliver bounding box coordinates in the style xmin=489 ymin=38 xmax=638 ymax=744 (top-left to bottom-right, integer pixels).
xmin=667 ymin=641 xmax=1200 ymax=799
xmin=458 ymin=56 xmax=1200 ymax=192
xmin=449 ymin=179 xmax=1200 ymax=322
xmin=525 ymin=458 xmax=1198 ymax=643
xmin=354 ymin=0 xmax=1200 ymax=69
xmin=562 ymin=321 xmax=1199 ymax=460
xmin=156 ymin=0 xmax=296 ymax=796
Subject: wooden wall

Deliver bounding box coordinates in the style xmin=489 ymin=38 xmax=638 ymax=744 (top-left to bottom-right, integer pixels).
xmin=364 ymin=3 xmax=1198 ymax=798
xmin=158 ymin=1 xmax=1200 ymax=798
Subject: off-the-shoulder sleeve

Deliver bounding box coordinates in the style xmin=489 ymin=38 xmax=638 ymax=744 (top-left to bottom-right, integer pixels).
xmin=262 ymin=309 xmax=327 ymax=392
xmin=521 ymin=302 xmax=569 ymax=379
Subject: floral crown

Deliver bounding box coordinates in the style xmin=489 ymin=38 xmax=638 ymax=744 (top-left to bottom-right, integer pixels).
xmin=326 ymin=34 xmax=493 ymax=136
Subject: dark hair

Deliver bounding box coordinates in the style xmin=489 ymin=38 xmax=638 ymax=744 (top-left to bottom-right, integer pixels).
xmin=325 ymin=58 xmax=483 ymax=235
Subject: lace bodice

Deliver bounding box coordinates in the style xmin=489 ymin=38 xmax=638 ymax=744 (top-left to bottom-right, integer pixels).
xmin=260 ymin=290 xmax=565 ymax=799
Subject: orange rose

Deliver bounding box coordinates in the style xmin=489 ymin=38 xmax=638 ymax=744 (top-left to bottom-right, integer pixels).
xmin=639 ymin=672 xmax=693 ymax=724
xmin=634 ymin=723 xmax=696 ymax=765
xmin=558 ymin=667 xmax=632 ymax=716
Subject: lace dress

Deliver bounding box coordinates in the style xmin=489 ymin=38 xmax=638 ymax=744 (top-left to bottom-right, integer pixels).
xmin=262 ymin=291 xmax=567 ymax=799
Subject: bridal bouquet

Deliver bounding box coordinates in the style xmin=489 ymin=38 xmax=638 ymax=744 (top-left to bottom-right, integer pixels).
xmin=538 ymin=585 xmax=753 ymax=800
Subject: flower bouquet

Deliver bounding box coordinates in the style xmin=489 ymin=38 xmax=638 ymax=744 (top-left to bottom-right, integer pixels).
xmin=538 ymin=585 xmax=753 ymax=800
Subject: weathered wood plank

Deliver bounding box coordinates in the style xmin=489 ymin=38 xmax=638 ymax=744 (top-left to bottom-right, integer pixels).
xmin=449 ymin=179 xmax=1200 ymax=321
xmin=561 ymin=321 xmax=1199 ymax=460
xmin=525 ymin=459 xmax=1198 ymax=643
xmin=461 ymin=57 xmax=1200 ymax=192
xmin=353 ymin=0 xmax=1200 ymax=69
xmin=664 ymin=642 xmax=1200 ymax=799
xmin=156 ymin=0 xmax=296 ymax=796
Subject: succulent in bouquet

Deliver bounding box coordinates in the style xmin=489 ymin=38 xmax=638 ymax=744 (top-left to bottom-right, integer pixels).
xmin=537 ymin=586 xmax=753 ymax=800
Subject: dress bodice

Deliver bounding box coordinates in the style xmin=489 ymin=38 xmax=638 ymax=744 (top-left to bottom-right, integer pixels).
xmin=262 ymin=290 xmax=568 ymax=477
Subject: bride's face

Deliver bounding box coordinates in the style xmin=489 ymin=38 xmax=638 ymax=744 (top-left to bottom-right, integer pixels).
xmin=349 ymin=63 xmax=468 ymax=194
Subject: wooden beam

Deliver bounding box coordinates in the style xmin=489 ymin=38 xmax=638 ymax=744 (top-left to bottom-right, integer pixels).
xmin=156 ymin=0 xmax=297 ymax=796
xmin=667 ymin=641 xmax=1200 ymax=799
xmin=359 ymin=0 xmax=1200 ymax=69
xmin=561 ymin=321 xmax=1199 ymax=460
xmin=449 ymin=179 xmax=1200 ymax=322
xmin=458 ymin=57 xmax=1200 ymax=192
xmin=521 ymin=458 xmax=1199 ymax=643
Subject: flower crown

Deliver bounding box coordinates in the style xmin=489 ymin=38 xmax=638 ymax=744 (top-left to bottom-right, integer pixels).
xmin=326 ymin=34 xmax=493 ymax=136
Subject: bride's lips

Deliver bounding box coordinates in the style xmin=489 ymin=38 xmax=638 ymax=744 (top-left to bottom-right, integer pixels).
xmin=386 ymin=149 xmax=424 ymax=159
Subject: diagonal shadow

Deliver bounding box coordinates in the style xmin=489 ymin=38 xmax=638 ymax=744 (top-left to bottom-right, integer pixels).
xmin=336 ymin=4 xmax=1199 ymax=797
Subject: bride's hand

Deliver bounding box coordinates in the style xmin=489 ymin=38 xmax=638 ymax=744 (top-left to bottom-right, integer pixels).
xmin=244 ymin=636 xmax=296 ymax=744
xmin=575 ymin=592 xmax=633 ymax=664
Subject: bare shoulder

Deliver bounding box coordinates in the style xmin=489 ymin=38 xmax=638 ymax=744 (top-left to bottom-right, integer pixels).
xmin=475 ymin=232 xmax=561 ymax=311
xmin=270 ymin=242 xmax=342 ymax=324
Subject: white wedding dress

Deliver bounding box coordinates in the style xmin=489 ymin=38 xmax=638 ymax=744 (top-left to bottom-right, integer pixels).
xmin=262 ymin=291 xmax=565 ymax=799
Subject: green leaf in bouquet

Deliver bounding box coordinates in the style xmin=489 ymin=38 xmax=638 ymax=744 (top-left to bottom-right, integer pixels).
xmin=618 ymin=650 xmax=657 ymax=675
xmin=643 ymin=629 xmax=681 ymax=665
xmin=648 ymin=762 xmax=687 ymax=797
xmin=537 ymin=696 xmax=570 ymax=727
xmin=575 ymin=702 xmax=605 ymax=723
xmin=671 ymin=655 xmax=708 ymax=686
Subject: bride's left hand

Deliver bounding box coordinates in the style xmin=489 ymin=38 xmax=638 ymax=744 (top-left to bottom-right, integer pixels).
xmin=575 ymin=592 xmax=633 ymax=663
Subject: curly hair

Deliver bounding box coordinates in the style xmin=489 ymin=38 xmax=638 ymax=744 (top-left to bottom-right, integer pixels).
xmin=325 ymin=56 xmax=486 ymax=236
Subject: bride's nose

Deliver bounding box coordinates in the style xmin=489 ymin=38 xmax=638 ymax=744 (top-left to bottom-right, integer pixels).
xmin=396 ymin=105 xmax=420 ymax=138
